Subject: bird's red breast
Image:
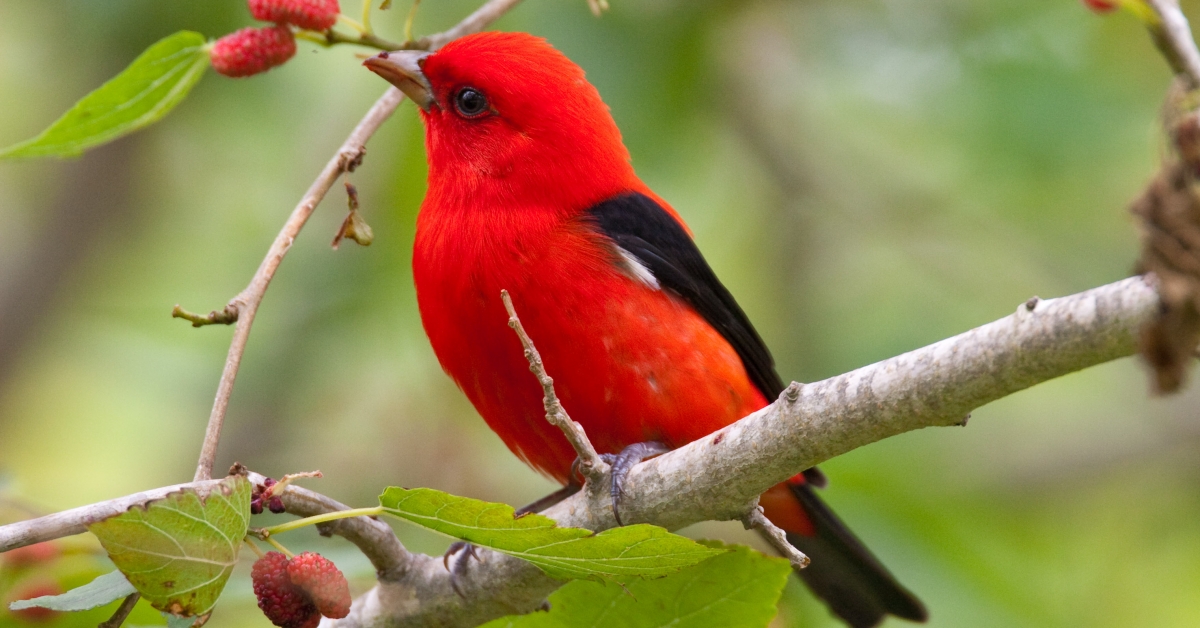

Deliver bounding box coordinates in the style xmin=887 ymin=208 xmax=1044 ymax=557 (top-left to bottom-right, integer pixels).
xmin=413 ymin=189 xmax=766 ymax=481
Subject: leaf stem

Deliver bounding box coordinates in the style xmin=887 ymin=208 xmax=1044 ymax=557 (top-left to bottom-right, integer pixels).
xmin=264 ymin=536 xmax=294 ymax=558
xmin=261 ymin=507 xmax=385 ymax=536
xmin=337 ymin=13 xmax=369 ymax=34
xmin=362 ymin=0 xmax=374 ymax=34
xmin=243 ymin=538 xmax=266 ymax=559
xmin=404 ymin=0 xmax=423 ymax=43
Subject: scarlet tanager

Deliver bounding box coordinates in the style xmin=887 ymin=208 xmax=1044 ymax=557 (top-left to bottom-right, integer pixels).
xmin=365 ymin=32 xmax=927 ymax=628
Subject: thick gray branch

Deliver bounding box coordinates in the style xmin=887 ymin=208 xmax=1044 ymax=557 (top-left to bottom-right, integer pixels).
xmin=0 ymin=277 xmax=1160 ymax=626
xmin=326 ymin=275 xmax=1159 ymax=627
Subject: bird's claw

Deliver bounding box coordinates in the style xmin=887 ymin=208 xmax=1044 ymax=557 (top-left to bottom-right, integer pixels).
xmin=602 ymin=441 xmax=670 ymax=526
xmin=443 ymin=541 xmax=481 ymax=598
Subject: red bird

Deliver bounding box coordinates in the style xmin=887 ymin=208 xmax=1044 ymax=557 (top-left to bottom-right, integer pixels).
xmin=366 ymin=32 xmax=926 ymax=628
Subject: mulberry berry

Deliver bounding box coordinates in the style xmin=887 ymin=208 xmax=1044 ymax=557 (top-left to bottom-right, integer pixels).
xmin=209 ymin=25 xmax=297 ymax=78
xmin=249 ymin=0 xmax=341 ymax=32
xmin=287 ymin=552 xmax=351 ymax=619
xmin=1081 ymin=0 xmax=1119 ymax=12
xmin=251 ymin=552 xmax=319 ymax=628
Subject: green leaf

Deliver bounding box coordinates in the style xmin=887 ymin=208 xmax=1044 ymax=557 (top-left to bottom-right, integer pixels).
xmin=0 ymin=31 xmax=210 ymax=159
xmin=8 ymin=570 xmax=136 ymax=612
xmin=87 ymin=475 xmax=251 ymax=617
xmin=378 ymin=487 xmax=722 ymax=583
xmin=479 ymin=542 xmax=792 ymax=628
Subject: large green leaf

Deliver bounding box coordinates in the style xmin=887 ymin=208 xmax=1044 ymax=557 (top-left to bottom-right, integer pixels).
xmin=480 ymin=542 xmax=792 ymax=628
xmin=0 ymin=31 xmax=209 ymax=159
xmin=379 ymin=487 xmax=722 ymax=583
xmin=87 ymin=475 xmax=250 ymax=617
xmin=8 ymin=570 xmax=136 ymax=612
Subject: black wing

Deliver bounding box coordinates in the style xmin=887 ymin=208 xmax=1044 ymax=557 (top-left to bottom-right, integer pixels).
xmin=586 ymin=192 xmax=785 ymax=400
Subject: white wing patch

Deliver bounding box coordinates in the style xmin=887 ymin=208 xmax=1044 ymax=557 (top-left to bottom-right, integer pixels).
xmin=616 ymin=245 xmax=660 ymax=290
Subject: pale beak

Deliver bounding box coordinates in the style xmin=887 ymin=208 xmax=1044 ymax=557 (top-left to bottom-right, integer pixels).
xmin=363 ymin=50 xmax=435 ymax=112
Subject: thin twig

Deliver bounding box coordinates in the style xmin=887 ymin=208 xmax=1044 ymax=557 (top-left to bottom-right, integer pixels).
xmin=422 ymin=0 xmax=523 ymax=49
xmin=323 ymin=29 xmax=405 ymax=51
xmin=260 ymin=470 xmax=323 ymax=501
xmin=188 ymin=0 xmax=527 ymax=484
xmin=1146 ymin=0 xmax=1200 ymax=89
xmin=500 ymin=290 xmax=606 ymax=481
xmin=171 ymin=304 xmax=237 ymax=328
xmin=742 ymin=504 xmax=809 ymax=570
xmin=97 ymin=593 xmax=140 ymax=628
xmin=0 ymin=480 xmax=225 ymax=553
xmin=187 ymin=92 xmax=399 ymax=482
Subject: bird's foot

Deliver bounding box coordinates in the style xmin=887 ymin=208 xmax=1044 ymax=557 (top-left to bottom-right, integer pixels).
xmin=443 ymin=541 xmax=480 ymax=598
xmin=598 ymin=441 xmax=670 ymax=526
xmin=515 ymin=483 xmax=582 ymax=516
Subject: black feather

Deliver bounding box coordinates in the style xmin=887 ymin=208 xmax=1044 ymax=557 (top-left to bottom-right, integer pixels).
xmin=587 ymin=192 xmax=785 ymax=400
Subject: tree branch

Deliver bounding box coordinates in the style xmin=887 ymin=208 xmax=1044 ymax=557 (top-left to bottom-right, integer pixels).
xmin=186 ymin=0 xmax=527 ymax=482
xmin=422 ymin=0 xmax=523 ymax=50
xmin=97 ymin=593 xmax=140 ymax=628
xmin=0 ymin=276 xmax=1161 ymax=626
xmin=1146 ymin=0 xmax=1200 ymax=89
xmin=0 ymin=480 xmax=225 ymax=552
xmin=327 ymin=275 xmax=1159 ymax=627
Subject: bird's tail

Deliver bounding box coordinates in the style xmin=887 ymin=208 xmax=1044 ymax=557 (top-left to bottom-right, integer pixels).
xmin=758 ymin=475 xmax=927 ymax=628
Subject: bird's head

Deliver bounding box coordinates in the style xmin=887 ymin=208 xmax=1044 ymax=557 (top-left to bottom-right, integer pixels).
xmin=364 ymin=31 xmax=638 ymax=210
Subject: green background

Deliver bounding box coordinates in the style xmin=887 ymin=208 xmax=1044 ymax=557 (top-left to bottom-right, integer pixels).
xmin=2 ymin=0 xmax=1199 ymax=626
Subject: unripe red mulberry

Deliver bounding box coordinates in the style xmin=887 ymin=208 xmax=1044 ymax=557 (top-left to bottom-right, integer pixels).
xmin=209 ymin=25 xmax=297 ymax=78
xmin=287 ymin=552 xmax=351 ymax=619
xmin=249 ymin=0 xmax=341 ymax=32
xmin=251 ymin=552 xmax=320 ymax=628
xmin=1 ymin=542 xmax=60 ymax=569
xmin=1082 ymin=0 xmax=1119 ymax=12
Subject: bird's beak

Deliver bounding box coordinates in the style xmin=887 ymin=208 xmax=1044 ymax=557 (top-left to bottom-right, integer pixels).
xmin=363 ymin=50 xmax=435 ymax=112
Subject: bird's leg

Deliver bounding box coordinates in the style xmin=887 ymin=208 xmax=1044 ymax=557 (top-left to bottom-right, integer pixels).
xmin=599 ymin=441 xmax=670 ymax=526
xmin=442 ymin=481 xmax=582 ymax=597
xmin=443 ymin=541 xmax=480 ymax=598
xmin=515 ymin=482 xmax=581 ymax=516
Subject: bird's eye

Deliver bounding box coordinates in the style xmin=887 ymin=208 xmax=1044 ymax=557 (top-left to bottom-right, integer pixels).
xmin=453 ymin=87 xmax=489 ymax=118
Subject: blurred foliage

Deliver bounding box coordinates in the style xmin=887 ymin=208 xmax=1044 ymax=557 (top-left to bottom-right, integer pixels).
xmin=2 ymin=0 xmax=1200 ymax=626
